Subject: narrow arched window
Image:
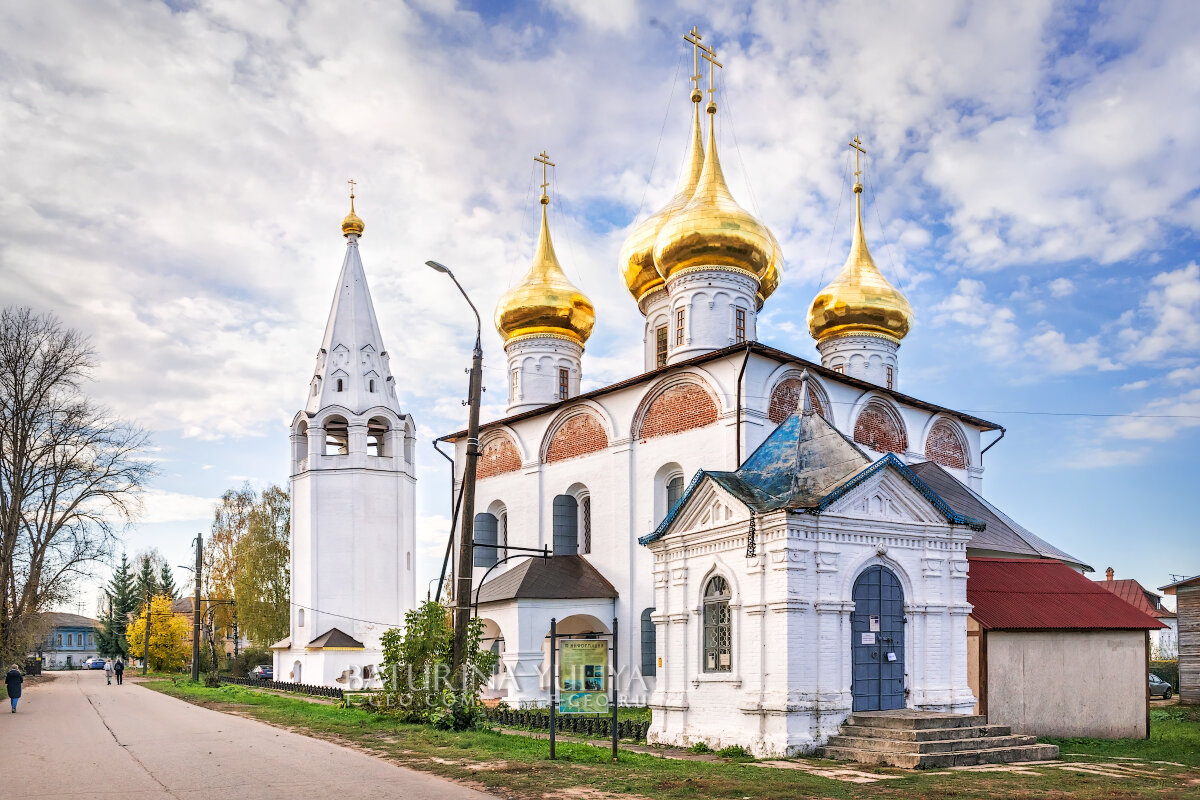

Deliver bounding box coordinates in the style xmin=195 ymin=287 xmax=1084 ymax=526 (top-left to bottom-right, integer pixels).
xmin=498 ymin=511 xmax=508 ymax=552
xmin=324 ymin=417 xmax=349 ymax=456
xmin=641 ymin=608 xmax=657 ymax=677
xmin=367 ymin=418 xmax=388 ymax=457
xmin=369 ymin=379 xmax=375 ymax=392
xmin=336 ymin=378 xmax=344 ymax=392
xmin=666 ymin=475 xmax=684 ymax=513
xmin=552 ymin=495 xmax=579 ymax=555
xmin=473 ymin=513 xmax=499 ymax=568
xmin=703 ymin=576 xmax=732 ymax=673
xmin=579 ymin=496 xmax=592 ymax=554
xmin=298 ymin=608 xmax=305 ymax=627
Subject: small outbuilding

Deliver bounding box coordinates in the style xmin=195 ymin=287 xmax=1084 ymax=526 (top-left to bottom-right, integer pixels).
xmin=968 ymin=557 xmax=1164 ymax=738
xmin=1160 ymin=574 xmax=1200 ymax=705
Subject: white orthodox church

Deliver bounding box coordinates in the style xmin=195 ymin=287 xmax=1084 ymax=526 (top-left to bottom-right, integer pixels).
xmin=275 ymin=30 xmax=1161 ymax=757
xmin=272 ymin=194 xmax=417 ymax=688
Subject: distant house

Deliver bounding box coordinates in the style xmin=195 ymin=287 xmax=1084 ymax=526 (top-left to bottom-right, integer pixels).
xmin=1160 ymin=574 xmax=1200 ymax=705
xmin=1098 ymin=568 xmax=1178 ymax=659
xmin=35 ymin=612 xmax=102 ymax=669
xmin=169 ymin=597 xmax=248 ymax=666
xmin=968 ymin=558 xmax=1165 ymax=738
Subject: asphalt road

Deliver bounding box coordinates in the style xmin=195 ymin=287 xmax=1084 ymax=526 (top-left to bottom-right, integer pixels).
xmin=0 ymin=669 xmax=494 ymax=800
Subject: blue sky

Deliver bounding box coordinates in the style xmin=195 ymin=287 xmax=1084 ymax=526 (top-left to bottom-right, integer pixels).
xmin=2 ymin=0 xmax=1198 ymax=614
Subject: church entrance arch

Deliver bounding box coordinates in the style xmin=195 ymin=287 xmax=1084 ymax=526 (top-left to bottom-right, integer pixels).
xmin=851 ymin=565 xmax=905 ymax=711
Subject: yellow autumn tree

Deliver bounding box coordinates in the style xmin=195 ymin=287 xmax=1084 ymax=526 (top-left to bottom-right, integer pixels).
xmin=126 ymin=595 xmax=190 ymax=672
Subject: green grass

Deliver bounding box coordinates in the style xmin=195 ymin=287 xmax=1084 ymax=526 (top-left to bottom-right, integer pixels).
xmin=1043 ymin=706 xmax=1200 ymax=767
xmin=145 ymin=681 xmax=1199 ymax=800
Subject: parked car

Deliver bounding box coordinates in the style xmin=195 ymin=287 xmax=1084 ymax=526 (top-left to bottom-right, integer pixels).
xmin=1150 ymin=673 xmax=1173 ymax=699
xmin=250 ymin=664 xmax=273 ymax=680
xmin=87 ymin=658 xmax=107 ymax=670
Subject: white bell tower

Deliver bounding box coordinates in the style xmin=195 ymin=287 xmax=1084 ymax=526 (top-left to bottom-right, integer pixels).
xmin=275 ymin=186 xmax=417 ymax=688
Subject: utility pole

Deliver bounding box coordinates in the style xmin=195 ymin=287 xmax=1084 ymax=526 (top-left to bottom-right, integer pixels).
xmin=141 ymin=587 xmax=151 ymax=676
xmin=425 ymin=259 xmax=483 ymax=679
xmin=191 ymin=533 xmax=202 ymax=682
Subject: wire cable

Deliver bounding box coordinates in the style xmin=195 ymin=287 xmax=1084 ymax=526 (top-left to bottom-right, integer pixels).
xmin=633 ymin=48 xmax=685 ymax=225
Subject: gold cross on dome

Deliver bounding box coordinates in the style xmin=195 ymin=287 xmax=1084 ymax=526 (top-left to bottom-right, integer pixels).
xmin=849 ymin=136 xmax=866 ymax=183
xmin=701 ymin=42 xmax=723 ymax=107
xmin=683 ymin=26 xmax=706 ymax=96
xmin=347 ymin=178 xmax=357 ymax=199
xmin=535 ymin=151 xmax=555 ymax=201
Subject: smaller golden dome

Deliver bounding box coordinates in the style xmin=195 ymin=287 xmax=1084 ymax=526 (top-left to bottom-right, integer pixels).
xmin=619 ymin=99 xmax=705 ymax=306
xmin=495 ymin=202 xmax=595 ymax=347
xmin=341 ymin=190 xmax=364 ymax=237
xmin=808 ymin=183 xmax=913 ymax=343
xmin=653 ymin=106 xmax=776 ymax=286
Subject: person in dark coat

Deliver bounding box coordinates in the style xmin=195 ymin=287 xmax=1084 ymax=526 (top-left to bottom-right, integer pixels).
xmin=6 ymin=664 xmax=22 ymax=712
xmin=113 ymin=658 xmax=124 ymax=685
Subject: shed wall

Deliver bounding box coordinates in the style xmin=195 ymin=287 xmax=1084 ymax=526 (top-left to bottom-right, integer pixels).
xmin=985 ymin=630 xmax=1147 ymax=738
xmin=1179 ymin=585 xmax=1200 ymax=704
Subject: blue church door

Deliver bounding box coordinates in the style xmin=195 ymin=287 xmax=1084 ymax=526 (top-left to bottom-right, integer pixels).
xmin=851 ymin=565 xmax=906 ymax=711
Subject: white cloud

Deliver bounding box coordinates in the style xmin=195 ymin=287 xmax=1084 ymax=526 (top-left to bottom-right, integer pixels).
xmin=1119 ymin=380 xmax=1149 ymax=391
xmin=1027 ymin=328 xmax=1121 ymax=373
xmin=1047 ymin=277 xmax=1075 ymax=298
xmin=931 ymin=278 xmax=1021 ymax=360
xmin=1108 ymin=388 xmax=1200 ymax=441
xmin=1120 ymin=263 xmax=1200 ymax=362
xmin=1168 ymin=365 xmax=1200 ymax=384
xmin=1060 ymin=447 xmax=1147 ymax=470
xmin=139 ymin=489 xmax=217 ymax=524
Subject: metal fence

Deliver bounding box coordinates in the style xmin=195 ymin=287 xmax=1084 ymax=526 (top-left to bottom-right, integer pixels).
xmin=218 ymin=674 xmax=344 ymax=700
xmin=485 ymin=707 xmax=650 ymax=742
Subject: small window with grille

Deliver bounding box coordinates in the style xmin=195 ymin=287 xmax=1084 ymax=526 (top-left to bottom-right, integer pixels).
xmin=703 ymin=576 xmax=732 ymax=672
xmin=558 ymin=368 xmax=569 ymax=400
xmin=655 ymin=326 xmax=668 ymax=367
xmin=886 ymin=365 xmax=894 ymax=389
xmin=510 ymin=370 xmax=519 ymax=402
xmin=675 ymin=308 xmax=686 ymax=346
xmin=580 ymin=495 xmax=592 ymax=554
xmin=832 ymin=364 xmax=845 ymax=374
xmin=734 ymin=308 xmax=746 ymax=343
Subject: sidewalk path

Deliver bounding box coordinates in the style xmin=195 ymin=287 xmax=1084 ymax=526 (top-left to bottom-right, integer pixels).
xmin=0 ymin=670 xmax=494 ymax=800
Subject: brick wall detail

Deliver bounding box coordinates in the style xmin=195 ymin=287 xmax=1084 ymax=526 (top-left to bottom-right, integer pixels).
xmin=767 ymin=378 xmax=826 ymax=423
xmin=925 ymin=419 xmax=967 ymax=469
xmin=478 ymin=434 xmax=522 ymax=479
xmin=639 ymin=383 xmax=719 ymax=441
xmin=544 ymin=412 xmax=609 ymax=463
xmin=853 ymin=402 xmax=907 ymax=454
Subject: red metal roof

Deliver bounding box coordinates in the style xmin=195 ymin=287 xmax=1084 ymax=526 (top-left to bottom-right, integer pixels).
xmin=968 ymin=557 xmax=1166 ymax=631
xmin=1098 ymin=578 xmax=1176 ymax=619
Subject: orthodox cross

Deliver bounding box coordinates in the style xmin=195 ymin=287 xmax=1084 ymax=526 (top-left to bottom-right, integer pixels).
xmin=701 ymin=41 xmax=723 ymax=109
xmin=347 ymin=178 xmax=357 ymax=210
xmin=683 ymin=26 xmax=707 ymax=97
xmin=535 ymin=151 xmax=555 ymax=203
xmin=848 ymin=136 xmax=866 ymax=185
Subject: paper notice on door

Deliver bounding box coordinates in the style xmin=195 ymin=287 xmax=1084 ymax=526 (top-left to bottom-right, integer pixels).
xmin=869 ymin=615 xmax=880 ymax=632
xmin=887 ymin=652 xmax=897 ymax=662
xmin=862 ymin=632 xmax=876 ymax=645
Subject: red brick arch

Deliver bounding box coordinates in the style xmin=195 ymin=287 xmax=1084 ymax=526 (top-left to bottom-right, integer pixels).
xmin=767 ymin=378 xmax=827 ymax=423
xmin=543 ymin=411 xmax=609 ymax=464
xmin=925 ymin=419 xmax=968 ymax=470
xmin=477 ymin=433 xmax=522 ymax=479
xmin=637 ymin=381 xmax=719 ymax=441
xmin=853 ymin=402 xmax=908 ymax=454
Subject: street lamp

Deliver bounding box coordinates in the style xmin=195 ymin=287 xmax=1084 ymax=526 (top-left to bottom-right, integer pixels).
xmin=426 ymin=259 xmax=484 ymax=678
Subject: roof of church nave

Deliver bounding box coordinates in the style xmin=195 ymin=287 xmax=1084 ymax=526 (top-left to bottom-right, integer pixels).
xmin=494 ymin=152 xmax=596 ymax=347
xmin=619 ymin=27 xmax=781 ymax=311
xmin=438 ymin=340 xmax=1000 ymax=442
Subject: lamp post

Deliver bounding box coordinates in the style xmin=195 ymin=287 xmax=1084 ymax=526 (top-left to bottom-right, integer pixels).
xmin=426 ymin=260 xmax=483 ymax=677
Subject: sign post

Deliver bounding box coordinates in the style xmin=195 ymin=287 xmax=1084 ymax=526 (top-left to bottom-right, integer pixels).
xmin=611 ymin=616 xmax=619 ymax=762
xmin=549 ymin=617 xmax=557 ymax=760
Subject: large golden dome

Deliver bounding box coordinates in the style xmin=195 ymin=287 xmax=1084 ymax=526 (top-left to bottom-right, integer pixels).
xmin=652 ymin=106 xmax=778 ymax=288
xmin=808 ymin=182 xmax=912 ymax=343
xmin=619 ymin=97 xmax=705 ymax=306
xmin=495 ymin=199 xmax=595 ymax=347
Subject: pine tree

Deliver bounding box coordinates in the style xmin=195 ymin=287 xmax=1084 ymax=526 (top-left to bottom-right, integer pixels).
xmin=97 ymin=553 xmax=139 ymax=659
xmin=158 ymin=563 xmax=179 ymax=600
xmin=134 ymin=554 xmax=159 ymax=610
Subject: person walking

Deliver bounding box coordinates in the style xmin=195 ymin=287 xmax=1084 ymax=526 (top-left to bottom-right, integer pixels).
xmin=6 ymin=664 xmax=22 ymax=713
xmin=105 ymin=659 xmax=113 ymax=685
xmin=113 ymin=658 xmax=124 ymax=685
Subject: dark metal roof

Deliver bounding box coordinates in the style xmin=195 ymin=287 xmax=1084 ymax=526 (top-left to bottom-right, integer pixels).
xmin=907 ymin=461 xmax=1090 ymax=570
xmin=438 ymin=342 xmax=1002 ymax=442
xmin=641 ymin=409 xmax=985 ymax=545
xmin=475 ymin=555 xmax=618 ymax=605
xmin=1160 ymin=574 xmax=1200 ymax=594
xmin=35 ymin=612 xmax=100 ymax=630
xmin=269 ymin=637 xmax=291 ymax=650
xmin=305 ymin=628 xmax=365 ymax=649
xmin=968 ymin=557 xmax=1166 ymax=631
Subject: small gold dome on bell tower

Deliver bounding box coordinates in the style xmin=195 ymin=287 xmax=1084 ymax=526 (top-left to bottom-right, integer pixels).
xmin=341 ymin=179 xmax=364 ymax=237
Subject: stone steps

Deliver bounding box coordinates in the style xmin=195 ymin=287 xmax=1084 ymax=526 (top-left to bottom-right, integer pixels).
xmin=817 ymin=710 xmax=1059 ymax=770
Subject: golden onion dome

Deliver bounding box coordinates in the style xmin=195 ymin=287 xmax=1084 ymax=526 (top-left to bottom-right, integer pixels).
xmin=756 ymin=227 xmax=783 ymax=308
xmin=495 ymin=199 xmax=595 ymax=347
xmin=808 ymin=182 xmax=912 ymax=343
xmin=618 ymin=97 xmax=706 ymax=306
xmin=341 ymin=190 xmax=364 ymax=237
xmin=652 ymin=105 xmax=776 ymax=286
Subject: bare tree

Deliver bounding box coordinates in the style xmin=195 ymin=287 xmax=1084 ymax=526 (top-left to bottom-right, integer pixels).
xmin=0 ymin=307 xmax=154 ymax=662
